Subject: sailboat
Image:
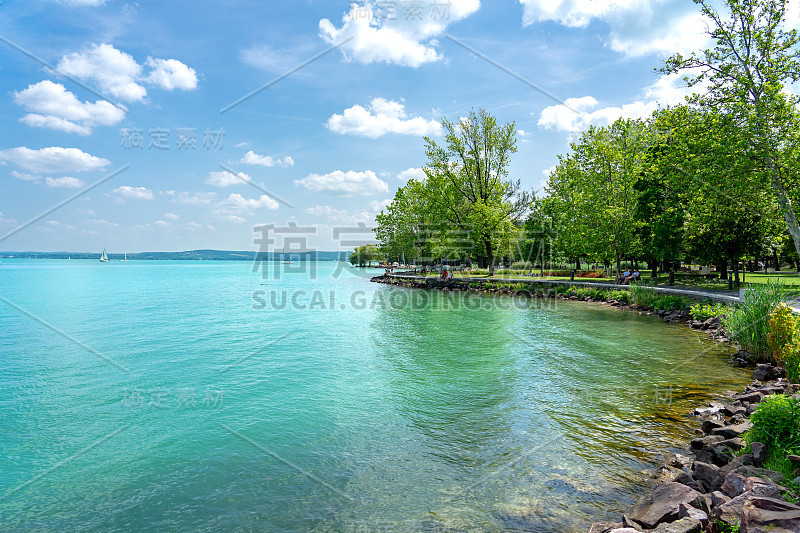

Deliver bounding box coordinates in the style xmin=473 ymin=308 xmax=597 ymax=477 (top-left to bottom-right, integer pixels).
xmin=100 ymin=248 xmax=110 ymax=262
xmin=120 ymin=252 xmax=127 ymax=262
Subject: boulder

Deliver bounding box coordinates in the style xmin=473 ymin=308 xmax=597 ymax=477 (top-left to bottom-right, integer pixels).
xmin=741 ymin=496 xmax=800 ymax=532
xmin=733 ymin=391 xmax=764 ymax=404
xmin=626 ymin=482 xmax=707 ymax=529
xmin=753 ymin=364 xmax=786 ymax=382
xmin=732 ymin=466 xmax=785 ymax=485
xmin=701 ymin=419 xmax=724 ymax=434
xmin=712 ymin=421 xmax=753 ymax=439
xmin=722 ymin=472 xmax=780 ymax=498
xmin=751 ymin=442 xmax=766 ymax=467
xmin=717 ymin=438 xmax=745 ymax=452
xmin=691 ymin=435 xmax=724 ymax=449
xmin=651 ymin=517 xmax=703 ymax=533
xmin=710 ymin=490 xmax=731 ymax=507
xmin=678 ymin=502 xmax=709 ymax=526
xmin=588 ymin=521 xmax=623 ymax=533
xmin=692 ymin=461 xmax=722 ymax=493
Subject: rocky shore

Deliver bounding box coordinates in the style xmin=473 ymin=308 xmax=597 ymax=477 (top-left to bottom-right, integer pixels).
xmin=372 ymin=274 xmax=800 ymax=532
xmin=589 ymin=365 xmax=800 ymax=533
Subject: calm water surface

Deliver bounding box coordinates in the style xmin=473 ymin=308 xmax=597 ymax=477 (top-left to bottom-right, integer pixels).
xmin=0 ymin=260 xmax=749 ymax=532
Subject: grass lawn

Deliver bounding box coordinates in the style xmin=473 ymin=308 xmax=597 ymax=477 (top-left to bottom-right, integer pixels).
xmin=409 ymin=269 xmax=800 ymax=291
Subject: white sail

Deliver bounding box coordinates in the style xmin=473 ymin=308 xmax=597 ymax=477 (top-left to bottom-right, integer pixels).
xmin=100 ymin=248 xmax=109 ymax=262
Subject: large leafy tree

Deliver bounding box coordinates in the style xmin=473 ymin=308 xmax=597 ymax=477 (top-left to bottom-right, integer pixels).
xmin=546 ymin=118 xmax=652 ymax=275
xmin=419 ymin=108 xmax=531 ymax=274
xmin=664 ymin=0 xmax=800 ymax=260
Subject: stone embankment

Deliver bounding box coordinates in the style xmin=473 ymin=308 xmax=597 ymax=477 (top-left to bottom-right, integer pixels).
xmin=588 ymin=365 xmax=800 ymax=533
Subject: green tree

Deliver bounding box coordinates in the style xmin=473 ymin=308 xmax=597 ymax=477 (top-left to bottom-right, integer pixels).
xmin=421 ymin=108 xmax=531 ymax=274
xmin=664 ymin=0 xmax=800 ymax=260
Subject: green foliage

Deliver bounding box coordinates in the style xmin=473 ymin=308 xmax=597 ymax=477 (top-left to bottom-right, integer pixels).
xmin=713 ymin=519 xmax=740 ymax=533
xmin=725 ymin=280 xmax=796 ymax=362
xmin=630 ymin=283 xmax=660 ymax=308
xmin=606 ymin=289 xmax=630 ymax=303
xmin=653 ymin=295 xmax=691 ymax=312
xmin=746 ymin=395 xmax=800 ymax=452
xmin=511 ymin=261 xmax=532 ymax=270
xmin=690 ymin=302 xmax=728 ymax=321
xmin=767 ymin=303 xmax=800 ymax=383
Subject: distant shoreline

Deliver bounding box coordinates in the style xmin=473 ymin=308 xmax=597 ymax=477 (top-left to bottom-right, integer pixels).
xmin=0 ymin=250 xmax=350 ymax=261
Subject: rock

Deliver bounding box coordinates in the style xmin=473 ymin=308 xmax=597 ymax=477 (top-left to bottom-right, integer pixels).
xmin=690 ymin=321 xmax=703 ymax=329
xmin=710 ymin=490 xmax=731 ymax=507
xmin=678 ymin=502 xmax=709 ymax=526
xmin=651 ymin=517 xmax=703 ymax=533
xmin=733 ymin=391 xmax=764 ymax=404
xmin=753 ymin=364 xmax=786 ymax=382
xmin=588 ymin=521 xmax=623 ymax=533
xmin=665 ymin=452 xmax=693 ymax=470
xmin=732 ymin=466 xmax=785 ymax=485
xmin=691 ymin=435 xmax=724 ymax=449
xmin=704 ymin=316 xmax=721 ymax=328
xmin=751 ymin=442 xmax=766 ymax=467
xmin=717 ymin=438 xmax=745 ymax=452
xmin=701 ymin=419 xmax=724 ymax=434
xmin=722 ymin=401 xmax=744 ymax=416
xmin=608 ymin=529 xmax=640 ymax=533
xmin=787 ymin=455 xmax=800 ymax=464
xmin=741 ymin=496 xmax=800 ymax=532
xmin=693 ymin=462 xmax=722 ymax=493
xmin=626 ymin=482 xmax=707 ymax=529
xmin=656 ymin=465 xmax=685 ymax=484
xmin=712 ymin=421 xmax=753 ymax=439
xmin=722 ymin=472 xmax=781 ymax=498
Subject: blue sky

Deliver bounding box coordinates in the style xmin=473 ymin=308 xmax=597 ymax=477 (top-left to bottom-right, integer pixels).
xmin=0 ymin=0 xmax=772 ymax=252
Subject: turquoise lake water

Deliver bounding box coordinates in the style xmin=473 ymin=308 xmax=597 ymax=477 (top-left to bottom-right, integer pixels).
xmin=0 ymin=259 xmax=749 ymax=532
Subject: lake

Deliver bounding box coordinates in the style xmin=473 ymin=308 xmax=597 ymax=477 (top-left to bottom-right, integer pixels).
xmin=0 ymin=259 xmax=749 ymax=532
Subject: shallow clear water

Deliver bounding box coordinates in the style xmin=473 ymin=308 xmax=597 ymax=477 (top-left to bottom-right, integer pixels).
xmin=0 ymin=260 xmax=748 ymax=532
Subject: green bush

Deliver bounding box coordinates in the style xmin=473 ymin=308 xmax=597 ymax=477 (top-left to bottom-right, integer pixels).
xmin=767 ymin=304 xmax=800 ymax=383
xmin=606 ymin=290 xmax=630 ymax=304
xmin=653 ymin=295 xmax=691 ymax=312
xmin=511 ymin=261 xmax=532 ymax=270
xmin=745 ymin=394 xmax=800 ymax=484
xmin=690 ymin=302 xmax=728 ymax=321
xmin=746 ymin=395 xmax=800 ymax=451
xmin=630 ymin=283 xmax=659 ymax=308
xmin=726 ymin=279 xmax=797 ymax=362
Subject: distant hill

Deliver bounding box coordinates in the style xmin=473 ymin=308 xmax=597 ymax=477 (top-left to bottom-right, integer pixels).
xmin=0 ymin=250 xmax=351 ymax=261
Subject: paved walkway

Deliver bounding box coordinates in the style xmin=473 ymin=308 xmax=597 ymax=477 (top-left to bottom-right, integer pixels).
xmin=387 ymin=272 xmax=741 ymax=303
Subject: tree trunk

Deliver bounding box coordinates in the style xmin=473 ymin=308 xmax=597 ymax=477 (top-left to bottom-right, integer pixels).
xmin=649 ymin=259 xmax=658 ymax=278
xmin=733 ymin=261 xmax=740 ymax=289
xmin=615 ymin=253 xmax=621 ymax=282
xmin=718 ymin=261 xmax=728 ymax=280
xmin=575 ymin=257 xmax=581 ymax=271
xmin=485 ymin=238 xmax=495 ymax=276
xmin=773 ymin=250 xmax=781 ymax=272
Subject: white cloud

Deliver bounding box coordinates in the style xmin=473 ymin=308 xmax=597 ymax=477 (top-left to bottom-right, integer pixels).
xmin=144 ymin=57 xmax=198 ymax=90
xmin=112 ymin=186 xmax=154 ymax=200
xmin=57 ymin=43 xmax=145 ymax=102
xmin=206 ymin=170 xmax=251 ymax=187
xmin=240 ymin=151 xmax=294 ymax=168
xmin=10 ymin=170 xmax=41 ymax=182
xmin=519 ymin=0 xmax=710 ymax=57
xmin=319 ymin=1 xmax=480 ymax=67
xmin=0 ymin=146 xmax=109 ymax=174
xmin=295 ymin=170 xmax=389 ymax=196
xmin=174 ymin=191 xmax=217 ymax=205
xmin=304 ymin=205 xmax=374 ymax=223
xmin=154 ymin=220 xmax=170 ymax=228
xmin=46 ymin=176 xmax=85 ymax=188
xmin=368 ymin=198 xmax=392 ymax=212
xmin=163 ymin=212 xmax=180 ymax=220
xmin=56 ymin=43 xmax=198 ymax=103
xmin=220 ymin=193 xmax=279 ymax=212
xmin=14 ymin=80 xmax=125 ymax=135
xmin=537 ymin=73 xmax=699 ymax=133
xmin=397 ymin=167 xmax=426 ymax=181
xmin=327 ymin=98 xmax=441 ymax=138
xmin=85 ymin=218 xmax=118 ymax=228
